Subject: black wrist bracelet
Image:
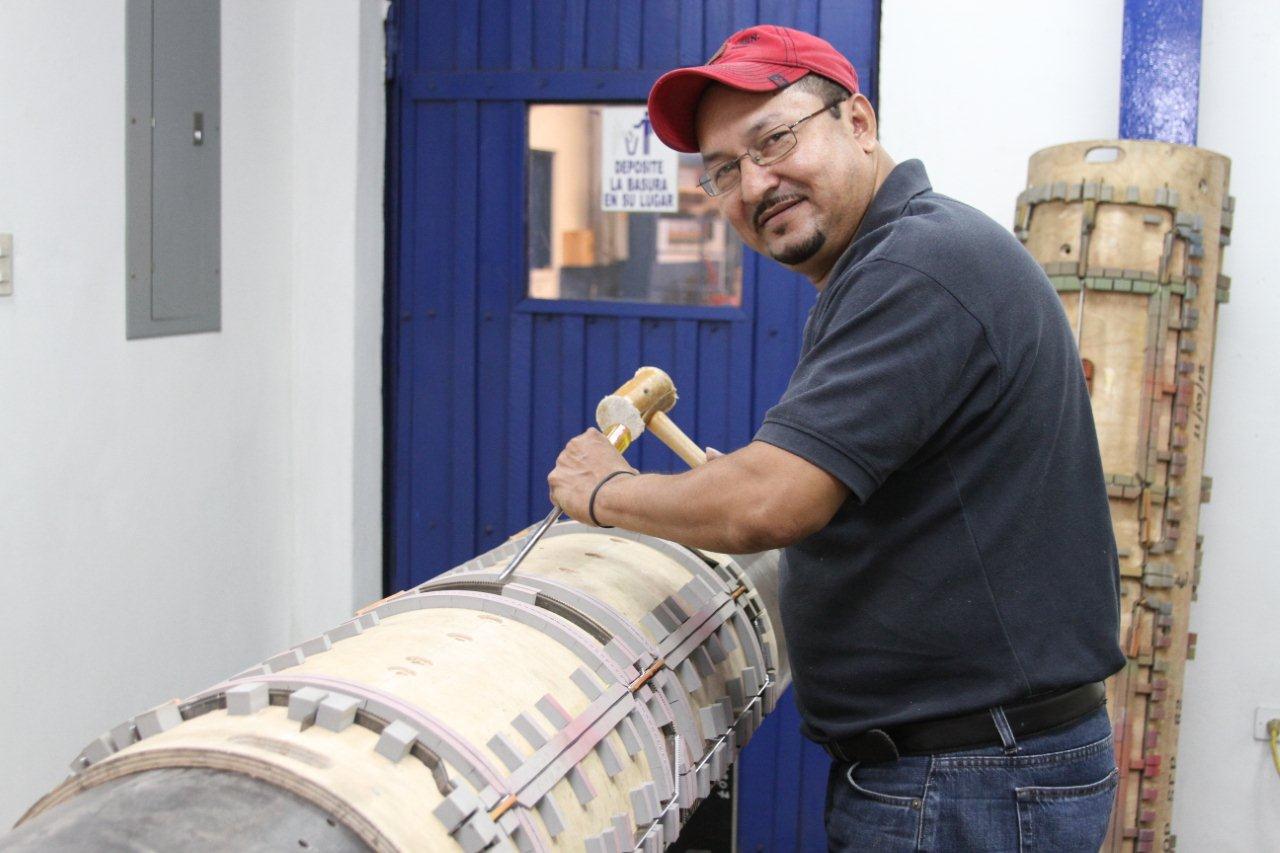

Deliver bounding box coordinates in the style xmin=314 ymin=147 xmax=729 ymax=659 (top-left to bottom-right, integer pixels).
xmin=588 ymin=470 xmax=635 ymax=528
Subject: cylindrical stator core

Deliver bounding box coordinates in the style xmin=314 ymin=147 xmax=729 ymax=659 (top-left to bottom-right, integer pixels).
xmin=1015 ymin=140 xmax=1232 ymax=853
xmin=7 ymin=524 xmax=786 ymax=853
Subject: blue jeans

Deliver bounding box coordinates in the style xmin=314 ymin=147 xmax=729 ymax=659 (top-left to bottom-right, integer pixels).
xmin=824 ymin=705 xmax=1117 ymax=851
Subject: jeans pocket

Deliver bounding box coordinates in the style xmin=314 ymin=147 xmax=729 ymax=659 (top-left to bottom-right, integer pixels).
xmin=828 ymin=761 xmax=927 ymax=852
xmin=845 ymin=762 xmax=924 ymax=809
xmin=1015 ymin=767 xmax=1118 ymax=852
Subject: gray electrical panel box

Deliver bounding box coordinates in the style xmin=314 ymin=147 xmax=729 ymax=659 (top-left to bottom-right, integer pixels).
xmin=126 ymin=0 xmax=221 ymax=339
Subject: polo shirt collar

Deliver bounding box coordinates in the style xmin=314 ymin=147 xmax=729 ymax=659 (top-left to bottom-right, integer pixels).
xmin=826 ymin=159 xmax=932 ymax=283
xmin=855 ymin=159 xmax=931 ymax=239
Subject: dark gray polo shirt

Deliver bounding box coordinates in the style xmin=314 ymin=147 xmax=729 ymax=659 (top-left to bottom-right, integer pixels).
xmin=755 ymin=160 xmax=1125 ymax=743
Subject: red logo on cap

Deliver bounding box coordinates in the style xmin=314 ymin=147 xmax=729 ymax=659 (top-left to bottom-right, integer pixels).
xmin=708 ymin=32 xmax=760 ymax=64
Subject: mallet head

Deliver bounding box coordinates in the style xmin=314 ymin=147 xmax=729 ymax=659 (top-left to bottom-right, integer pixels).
xmin=596 ymin=366 xmax=678 ymax=442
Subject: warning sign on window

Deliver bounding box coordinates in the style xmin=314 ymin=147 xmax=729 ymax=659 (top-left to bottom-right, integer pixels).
xmin=601 ymin=107 xmax=679 ymax=213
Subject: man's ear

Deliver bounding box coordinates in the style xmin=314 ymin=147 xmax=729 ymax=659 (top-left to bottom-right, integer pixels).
xmin=847 ymin=93 xmax=879 ymax=151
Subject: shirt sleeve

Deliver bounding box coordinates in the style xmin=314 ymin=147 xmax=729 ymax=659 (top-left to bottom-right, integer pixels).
xmin=754 ymin=258 xmax=1000 ymax=502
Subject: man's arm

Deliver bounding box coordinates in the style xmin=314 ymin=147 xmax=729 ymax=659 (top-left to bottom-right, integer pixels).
xmin=547 ymin=429 xmax=849 ymax=552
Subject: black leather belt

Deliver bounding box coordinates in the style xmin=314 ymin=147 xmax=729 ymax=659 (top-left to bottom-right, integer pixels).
xmin=822 ymin=681 xmax=1107 ymax=764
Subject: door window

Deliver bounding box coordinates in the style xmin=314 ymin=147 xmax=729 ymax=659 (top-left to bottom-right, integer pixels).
xmin=527 ymin=103 xmax=743 ymax=308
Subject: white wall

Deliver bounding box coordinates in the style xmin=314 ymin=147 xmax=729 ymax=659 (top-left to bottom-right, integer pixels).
xmin=879 ymin=0 xmax=1122 ymax=227
xmin=881 ymin=2 xmax=1280 ymax=849
xmin=1178 ymin=3 xmax=1280 ymax=849
xmin=0 ymin=0 xmax=383 ymax=827
xmin=289 ymin=1 xmax=386 ymax=640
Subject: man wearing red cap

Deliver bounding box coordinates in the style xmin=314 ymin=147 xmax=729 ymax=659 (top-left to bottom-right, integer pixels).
xmin=549 ymin=25 xmax=1123 ymax=851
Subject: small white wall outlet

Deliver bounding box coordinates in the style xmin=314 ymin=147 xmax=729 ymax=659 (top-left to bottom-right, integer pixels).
xmin=0 ymin=234 xmax=12 ymax=296
xmin=1254 ymin=706 xmax=1280 ymax=740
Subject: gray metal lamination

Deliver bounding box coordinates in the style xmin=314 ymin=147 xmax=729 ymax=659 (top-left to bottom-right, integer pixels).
xmin=0 ymin=768 xmax=368 ymax=852
xmin=728 ymin=549 xmax=788 ymax=688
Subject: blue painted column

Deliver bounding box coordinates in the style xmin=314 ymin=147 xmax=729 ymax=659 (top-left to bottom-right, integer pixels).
xmin=1119 ymin=0 xmax=1203 ymax=144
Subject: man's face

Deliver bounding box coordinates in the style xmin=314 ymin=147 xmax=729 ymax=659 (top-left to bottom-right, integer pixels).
xmin=694 ymin=84 xmax=878 ymax=282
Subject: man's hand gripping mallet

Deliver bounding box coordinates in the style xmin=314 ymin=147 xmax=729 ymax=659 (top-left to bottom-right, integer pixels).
xmin=495 ymin=366 xmax=704 ymax=583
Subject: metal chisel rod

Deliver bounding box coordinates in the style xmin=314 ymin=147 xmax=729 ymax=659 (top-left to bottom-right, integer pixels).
xmin=495 ymin=503 xmax=562 ymax=583
xmin=496 ymin=423 xmax=631 ymax=584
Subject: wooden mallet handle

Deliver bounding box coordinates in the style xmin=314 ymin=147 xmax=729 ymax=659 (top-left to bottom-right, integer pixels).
xmin=647 ymin=410 xmax=707 ymax=468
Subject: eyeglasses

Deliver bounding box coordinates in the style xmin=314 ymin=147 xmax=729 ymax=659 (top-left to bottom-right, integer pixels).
xmin=697 ymin=102 xmax=839 ymax=197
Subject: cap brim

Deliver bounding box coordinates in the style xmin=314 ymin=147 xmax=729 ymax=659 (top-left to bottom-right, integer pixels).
xmin=647 ymin=62 xmax=809 ymax=153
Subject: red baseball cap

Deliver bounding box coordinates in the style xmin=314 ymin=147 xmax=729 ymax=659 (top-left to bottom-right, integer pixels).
xmin=647 ymin=25 xmax=860 ymax=153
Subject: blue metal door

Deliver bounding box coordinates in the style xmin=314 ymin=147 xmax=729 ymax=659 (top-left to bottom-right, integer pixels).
xmin=385 ymin=2 xmax=879 ymax=848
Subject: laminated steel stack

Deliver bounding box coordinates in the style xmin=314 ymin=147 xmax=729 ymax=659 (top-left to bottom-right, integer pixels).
xmin=1015 ymin=140 xmax=1232 ymax=853
xmin=6 ymin=524 xmax=785 ymax=852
